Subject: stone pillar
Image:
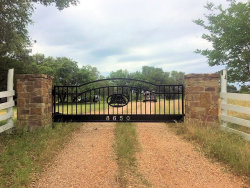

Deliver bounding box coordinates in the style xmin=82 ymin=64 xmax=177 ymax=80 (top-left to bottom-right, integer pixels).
xmin=185 ymin=74 xmax=220 ymax=123
xmin=16 ymin=74 xmax=53 ymax=129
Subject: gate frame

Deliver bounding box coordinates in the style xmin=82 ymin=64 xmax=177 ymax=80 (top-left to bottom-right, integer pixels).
xmin=53 ymin=78 xmax=185 ymax=123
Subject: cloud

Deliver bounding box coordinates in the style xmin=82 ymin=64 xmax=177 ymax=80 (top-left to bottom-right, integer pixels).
xmin=28 ymin=0 xmax=239 ymax=75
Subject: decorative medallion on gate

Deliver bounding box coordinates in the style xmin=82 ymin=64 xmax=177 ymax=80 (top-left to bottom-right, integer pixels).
xmin=107 ymin=94 xmax=129 ymax=107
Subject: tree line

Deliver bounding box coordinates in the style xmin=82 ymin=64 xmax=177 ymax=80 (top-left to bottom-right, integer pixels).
xmin=0 ymin=0 xmax=249 ymax=93
xmin=0 ymin=53 xmax=185 ymax=91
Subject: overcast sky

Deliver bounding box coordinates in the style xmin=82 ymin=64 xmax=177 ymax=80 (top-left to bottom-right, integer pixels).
xmin=28 ymin=0 xmax=239 ymax=76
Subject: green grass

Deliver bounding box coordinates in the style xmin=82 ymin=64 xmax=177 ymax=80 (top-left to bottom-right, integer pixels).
xmin=0 ymin=107 xmax=17 ymax=127
xmin=114 ymin=123 xmax=149 ymax=187
xmin=168 ymin=121 xmax=250 ymax=180
xmin=228 ymin=123 xmax=250 ymax=134
xmin=0 ymin=120 xmax=7 ymax=126
xmin=0 ymin=123 xmax=81 ymax=188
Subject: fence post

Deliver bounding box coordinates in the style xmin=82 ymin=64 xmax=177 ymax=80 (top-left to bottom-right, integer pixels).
xmin=7 ymin=69 xmax=14 ymax=128
xmin=185 ymin=73 xmax=220 ymax=123
xmin=221 ymin=69 xmax=227 ymax=128
xmin=16 ymin=74 xmax=53 ymax=129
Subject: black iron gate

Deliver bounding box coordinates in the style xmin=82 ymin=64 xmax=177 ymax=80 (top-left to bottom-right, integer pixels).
xmin=52 ymin=78 xmax=185 ymax=122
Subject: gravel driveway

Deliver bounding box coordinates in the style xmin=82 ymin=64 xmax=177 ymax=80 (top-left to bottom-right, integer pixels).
xmin=136 ymin=123 xmax=245 ymax=188
xmin=33 ymin=123 xmax=119 ymax=188
xmin=32 ymin=122 xmax=246 ymax=188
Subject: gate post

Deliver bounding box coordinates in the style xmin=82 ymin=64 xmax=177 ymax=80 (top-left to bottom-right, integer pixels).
xmin=185 ymin=73 xmax=220 ymax=124
xmin=16 ymin=74 xmax=53 ymax=130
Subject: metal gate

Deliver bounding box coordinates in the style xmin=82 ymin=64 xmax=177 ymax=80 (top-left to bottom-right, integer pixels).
xmin=52 ymin=78 xmax=185 ymax=122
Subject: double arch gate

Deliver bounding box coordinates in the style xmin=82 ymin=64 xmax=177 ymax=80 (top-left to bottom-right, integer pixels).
xmin=52 ymin=78 xmax=185 ymax=122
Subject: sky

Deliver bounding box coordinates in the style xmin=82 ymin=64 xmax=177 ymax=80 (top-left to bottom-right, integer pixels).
xmin=28 ymin=0 xmax=237 ymax=76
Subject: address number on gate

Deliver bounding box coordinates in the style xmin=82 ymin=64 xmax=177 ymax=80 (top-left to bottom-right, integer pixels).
xmin=106 ymin=116 xmax=131 ymax=121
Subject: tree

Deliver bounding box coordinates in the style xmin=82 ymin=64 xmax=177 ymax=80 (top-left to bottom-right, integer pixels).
xmin=77 ymin=65 xmax=100 ymax=85
xmin=0 ymin=0 xmax=78 ymax=90
xmin=239 ymin=85 xmax=250 ymax=94
xmin=31 ymin=54 xmax=101 ymax=87
xmin=227 ymin=84 xmax=238 ymax=93
xmin=0 ymin=0 xmax=33 ymax=60
xmin=33 ymin=0 xmax=78 ymax=10
xmin=194 ymin=1 xmax=250 ymax=84
xmin=106 ymin=67 xmax=185 ymax=92
xmin=0 ymin=0 xmax=78 ymax=60
xmin=169 ymin=71 xmax=185 ymax=85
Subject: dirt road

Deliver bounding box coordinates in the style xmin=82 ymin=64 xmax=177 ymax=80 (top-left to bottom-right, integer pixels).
xmin=32 ymin=122 xmax=246 ymax=188
xmin=136 ymin=123 xmax=245 ymax=188
xmin=33 ymin=123 xmax=119 ymax=188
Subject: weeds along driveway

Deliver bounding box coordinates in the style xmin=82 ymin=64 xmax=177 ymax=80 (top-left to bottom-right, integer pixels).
xmin=136 ymin=123 xmax=245 ymax=188
xmin=32 ymin=123 xmax=119 ymax=188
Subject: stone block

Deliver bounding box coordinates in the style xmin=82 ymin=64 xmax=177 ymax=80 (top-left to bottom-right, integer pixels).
xmin=30 ymin=108 xmax=42 ymax=115
xmin=200 ymin=93 xmax=211 ymax=107
xmin=207 ymin=107 xmax=218 ymax=116
xmin=190 ymin=101 xmax=200 ymax=107
xmin=205 ymin=87 xmax=215 ymax=91
xmin=31 ymin=97 xmax=43 ymax=103
xmin=26 ymin=85 xmax=34 ymax=92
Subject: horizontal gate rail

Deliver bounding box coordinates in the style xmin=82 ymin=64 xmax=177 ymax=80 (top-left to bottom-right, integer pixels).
xmin=53 ymin=114 xmax=184 ymax=122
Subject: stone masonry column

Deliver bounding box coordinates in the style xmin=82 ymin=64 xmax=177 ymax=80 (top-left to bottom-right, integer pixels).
xmin=16 ymin=74 xmax=53 ymax=129
xmin=185 ymin=74 xmax=220 ymax=123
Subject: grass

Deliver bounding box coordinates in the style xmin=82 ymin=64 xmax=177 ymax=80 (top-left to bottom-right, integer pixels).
xmin=114 ymin=123 xmax=149 ymax=187
xmin=168 ymin=120 xmax=250 ymax=180
xmin=0 ymin=107 xmax=17 ymax=127
xmin=0 ymin=123 xmax=81 ymax=188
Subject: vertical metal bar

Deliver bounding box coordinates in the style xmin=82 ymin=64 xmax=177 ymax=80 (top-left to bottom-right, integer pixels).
xmin=67 ymin=87 xmax=69 ymax=115
xmin=94 ymin=89 xmax=96 ymax=115
xmin=182 ymin=85 xmax=184 ymax=115
xmin=140 ymin=88 xmax=142 ymax=115
xmin=103 ymin=88 xmax=105 ymax=115
xmin=76 ymin=87 xmax=78 ymax=115
xmin=136 ymin=88 xmax=137 ymax=115
xmin=173 ymin=86 xmax=175 ymax=114
xmin=159 ymin=86 xmax=160 ymax=114
xmin=131 ymin=87 xmax=133 ymax=115
xmin=98 ymin=88 xmax=100 ymax=115
xmin=85 ymin=92 xmax=87 ymax=115
xmin=57 ymin=87 xmax=60 ymax=114
xmin=169 ymin=86 xmax=170 ymax=115
xmin=71 ymin=87 xmax=73 ymax=115
xmin=61 ymin=87 xmax=64 ymax=115
xmin=53 ymin=86 xmax=56 ymax=114
xmin=80 ymin=93 xmax=82 ymax=115
xmin=150 ymin=90 xmax=151 ymax=115
xmin=164 ymin=86 xmax=166 ymax=115
xmin=90 ymin=90 xmax=91 ymax=115
xmin=108 ymin=87 xmax=110 ymax=115
xmin=154 ymin=90 xmax=156 ymax=114
xmin=145 ymin=90 xmax=146 ymax=115
xmin=113 ymin=87 xmax=114 ymax=115
xmin=127 ymin=87 xmax=129 ymax=114
xmin=122 ymin=87 xmax=124 ymax=115
xmin=178 ymin=86 xmax=180 ymax=114
xmin=117 ymin=87 xmax=118 ymax=114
